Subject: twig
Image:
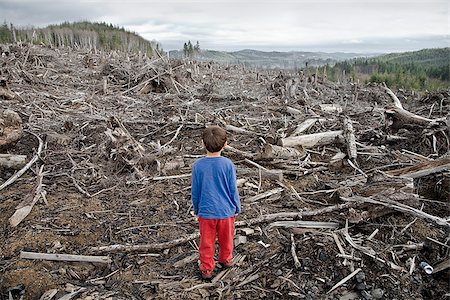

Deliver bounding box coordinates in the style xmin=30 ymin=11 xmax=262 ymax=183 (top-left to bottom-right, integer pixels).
xmin=290 ymin=233 xmax=301 ymax=269
xmin=327 ymin=268 xmax=362 ymax=294
xmin=162 ymin=124 xmax=183 ymax=148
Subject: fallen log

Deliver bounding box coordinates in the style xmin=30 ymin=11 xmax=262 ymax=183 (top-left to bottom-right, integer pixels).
xmin=260 ymin=144 xmax=306 ymax=160
xmin=244 ymin=187 xmax=283 ymax=202
xmin=383 ymin=84 xmax=446 ymax=131
xmin=386 ymin=155 xmax=450 ymax=179
xmin=0 ymin=154 xmax=27 ymax=169
xmin=225 ymin=124 xmax=260 ymax=136
xmin=269 ymin=220 xmax=340 ymax=229
xmin=237 ymin=167 xmax=283 ymax=181
xmin=235 ymin=202 xmax=356 ymax=227
xmin=0 ymin=109 xmax=23 ymax=148
xmin=343 ymin=118 xmax=357 ymax=159
xmin=20 ymin=251 xmax=111 ymax=264
xmin=89 ymin=232 xmax=201 ymax=253
xmin=319 ymin=104 xmax=342 ymax=114
xmin=279 ymin=130 xmax=344 ymax=148
xmin=225 ymin=145 xmax=256 ymax=159
xmin=290 ymin=118 xmax=325 ymax=137
xmin=341 ymin=195 xmax=450 ymax=229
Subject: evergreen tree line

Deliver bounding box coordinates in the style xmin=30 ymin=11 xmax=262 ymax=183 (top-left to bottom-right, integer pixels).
xmin=319 ymin=48 xmax=449 ymax=91
xmin=183 ymin=40 xmax=200 ymax=58
xmin=0 ymin=21 xmax=163 ymax=56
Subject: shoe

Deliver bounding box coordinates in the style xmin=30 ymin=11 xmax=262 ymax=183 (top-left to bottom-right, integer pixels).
xmin=201 ymin=269 xmax=213 ymax=280
xmin=219 ymin=260 xmax=233 ymax=268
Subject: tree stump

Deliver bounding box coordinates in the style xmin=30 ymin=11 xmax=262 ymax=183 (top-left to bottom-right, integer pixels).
xmin=0 ymin=109 xmax=23 ymax=149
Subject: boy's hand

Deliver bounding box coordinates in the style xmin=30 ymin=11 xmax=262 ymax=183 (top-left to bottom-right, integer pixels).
xmin=190 ymin=211 xmax=198 ymax=223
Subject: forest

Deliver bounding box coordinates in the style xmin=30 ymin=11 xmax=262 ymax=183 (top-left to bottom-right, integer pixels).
xmin=0 ymin=21 xmax=162 ymax=56
xmin=322 ymin=48 xmax=450 ymax=91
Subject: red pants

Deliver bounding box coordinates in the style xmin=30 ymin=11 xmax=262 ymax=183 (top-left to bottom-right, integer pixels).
xmin=198 ymin=216 xmax=235 ymax=272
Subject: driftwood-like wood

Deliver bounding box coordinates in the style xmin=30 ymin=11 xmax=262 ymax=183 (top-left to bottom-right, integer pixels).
xmin=0 ymin=154 xmax=27 ymax=169
xmin=89 ymin=232 xmax=201 ymax=253
xmin=225 ymin=145 xmax=256 ymax=159
xmin=0 ymin=109 xmax=23 ymax=148
xmin=269 ymin=220 xmax=340 ymax=229
xmin=290 ymin=118 xmax=324 ymax=137
xmin=235 ymin=202 xmax=355 ymax=227
xmin=237 ymin=167 xmax=283 ymax=181
xmin=386 ymin=155 xmax=450 ymax=179
xmin=20 ymin=251 xmax=111 ymax=264
xmin=341 ymin=195 xmax=450 ymax=229
xmin=225 ymin=124 xmax=259 ymax=136
xmin=319 ymin=104 xmax=342 ymax=113
xmin=244 ymin=187 xmax=283 ymax=202
xmin=279 ymin=130 xmax=344 ymax=148
xmin=260 ymin=144 xmax=306 ymax=160
xmin=343 ymin=118 xmax=357 ymax=159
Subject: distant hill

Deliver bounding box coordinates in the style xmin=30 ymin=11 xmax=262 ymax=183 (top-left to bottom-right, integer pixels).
xmin=322 ymin=48 xmax=449 ymax=90
xmin=169 ymin=48 xmax=373 ymax=69
xmin=0 ymin=21 xmax=162 ymax=56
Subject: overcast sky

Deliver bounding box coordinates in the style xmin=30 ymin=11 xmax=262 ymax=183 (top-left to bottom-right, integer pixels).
xmin=1 ymin=0 xmax=448 ymax=53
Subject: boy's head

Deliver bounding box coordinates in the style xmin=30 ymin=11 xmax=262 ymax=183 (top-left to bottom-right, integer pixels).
xmin=202 ymin=126 xmax=227 ymax=153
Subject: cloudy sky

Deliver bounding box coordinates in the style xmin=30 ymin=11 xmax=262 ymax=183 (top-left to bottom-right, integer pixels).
xmin=1 ymin=0 xmax=448 ymax=53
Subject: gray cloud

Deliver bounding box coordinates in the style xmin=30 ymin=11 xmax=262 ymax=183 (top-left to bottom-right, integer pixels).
xmin=0 ymin=0 xmax=448 ymax=52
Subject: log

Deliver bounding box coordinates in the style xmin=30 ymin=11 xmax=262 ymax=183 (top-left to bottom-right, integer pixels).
xmin=319 ymin=104 xmax=342 ymax=114
xmin=225 ymin=145 xmax=256 ymax=159
xmin=244 ymin=187 xmax=283 ymax=202
xmin=237 ymin=167 xmax=283 ymax=181
xmin=236 ymin=202 xmax=356 ymax=226
xmin=20 ymin=251 xmax=111 ymax=264
xmin=0 ymin=154 xmax=27 ymax=169
xmin=341 ymin=195 xmax=450 ymax=229
xmin=382 ymin=84 xmax=403 ymax=109
xmin=269 ymin=221 xmax=340 ymax=229
xmin=343 ymin=118 xmax=357 ymax=159
xmin=90 ymin=232 xmax=201 ymax=253
xmin=386 ymin=156 xmax=450 ymax=179
xmin=260 ymin=144 xmax=306 ymax=160
xmin=225 ymin=124 xmax=259 ymax=136
xmin=290 ymin=118 xmax=325 ymax=137
xmin=286 ymin=106 xmax=303 ymax=116
xmin=279 ymin=130 xmax=344 ymax=148
xmin=0 ymin=109 xmax=23 ymax=148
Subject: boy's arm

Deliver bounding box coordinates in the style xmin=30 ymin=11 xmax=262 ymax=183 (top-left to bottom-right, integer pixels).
xmin=191 ymin=165 xmax=200 ymax=215
xmin=229 ymin=165 xmax=241 ymax=214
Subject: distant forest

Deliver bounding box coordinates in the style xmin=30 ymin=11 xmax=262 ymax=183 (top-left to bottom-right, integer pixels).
xmin=320 ymin=48 xmax=449 ymax=91
xmin=0 ymin=21 xmax=162 ymax=56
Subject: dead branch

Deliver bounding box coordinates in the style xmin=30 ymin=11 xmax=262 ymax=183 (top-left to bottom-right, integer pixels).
xmin=0 ymin=131 xmax=43 ymax=191
xmin=20 ymin=251 xmax=111 ymax=264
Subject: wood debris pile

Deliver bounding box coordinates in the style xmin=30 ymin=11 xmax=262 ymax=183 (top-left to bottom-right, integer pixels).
xmin=0 ymin=44 xmax=449 ymax=300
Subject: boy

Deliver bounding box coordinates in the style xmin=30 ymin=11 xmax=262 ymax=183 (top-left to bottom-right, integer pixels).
xmin=191 ymin=125 xmax=241 ymax=280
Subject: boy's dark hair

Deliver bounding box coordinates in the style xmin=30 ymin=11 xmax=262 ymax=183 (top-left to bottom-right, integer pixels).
xmin=202 ymin=126 xmax=227 ymax=153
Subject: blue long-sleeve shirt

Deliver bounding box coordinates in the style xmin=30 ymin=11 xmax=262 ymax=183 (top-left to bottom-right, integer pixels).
xmin=191 ymin=156 xmax=241 ymax=219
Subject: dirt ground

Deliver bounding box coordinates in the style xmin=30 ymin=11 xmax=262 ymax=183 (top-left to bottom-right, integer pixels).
xmin=0 ymin=44 xmax=449 ymax=300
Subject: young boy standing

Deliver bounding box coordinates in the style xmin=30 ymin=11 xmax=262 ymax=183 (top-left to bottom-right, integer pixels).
xmin=191 ymin=125 xmax=241 ymax=280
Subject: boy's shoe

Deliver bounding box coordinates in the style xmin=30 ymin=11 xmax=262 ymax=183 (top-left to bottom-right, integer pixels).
xmin=201 ymin=269 xmax=213 ymax=280
xmin=219 ymin=260 xmax=233 ymax=268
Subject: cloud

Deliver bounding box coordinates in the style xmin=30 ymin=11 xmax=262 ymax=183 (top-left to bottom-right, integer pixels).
xmin=0 ymin=0 xmax=448 ymax=52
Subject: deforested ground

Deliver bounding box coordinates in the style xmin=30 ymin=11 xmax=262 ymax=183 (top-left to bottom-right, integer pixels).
xmin=0 ymin=44 xmax=449 ymax=300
